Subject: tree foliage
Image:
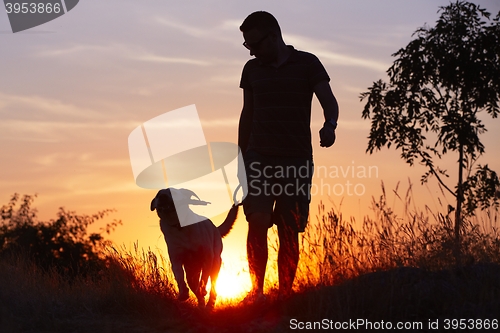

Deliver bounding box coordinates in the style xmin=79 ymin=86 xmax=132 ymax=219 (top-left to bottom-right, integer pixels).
xmin=361 ymin=1 xmax=500 ymax=217
xmin=360 ymin=1 xmax=500 ymax=257
xmin=0 ymin=193 xmax=121 ymax=275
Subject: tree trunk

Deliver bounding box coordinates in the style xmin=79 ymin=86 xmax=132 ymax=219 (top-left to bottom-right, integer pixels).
xmin=454 ymin=143 xmax=464 ymax=265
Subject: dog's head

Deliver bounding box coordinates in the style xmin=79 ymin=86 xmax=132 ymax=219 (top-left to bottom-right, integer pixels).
xmin=150 ymin=188 xmax=210 ymax=228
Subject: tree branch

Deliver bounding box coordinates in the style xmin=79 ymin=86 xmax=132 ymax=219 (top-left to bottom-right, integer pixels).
xmin=419 ymin=150 xmax=456 ymax=197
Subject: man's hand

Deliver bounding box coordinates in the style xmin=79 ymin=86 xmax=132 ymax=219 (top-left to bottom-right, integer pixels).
xmin=313 ymin=81 xmax=339 ymax=148
xmin=319 ymin=122 xmax=336 ymax=147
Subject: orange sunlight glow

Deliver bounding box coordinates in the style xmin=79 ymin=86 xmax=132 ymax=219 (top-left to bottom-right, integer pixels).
xmin=215 ymin=265 xmax=252 ymax=301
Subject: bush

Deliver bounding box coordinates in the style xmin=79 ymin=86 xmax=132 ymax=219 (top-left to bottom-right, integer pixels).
xmin=0 ymin=193 xmax=121 ymax=276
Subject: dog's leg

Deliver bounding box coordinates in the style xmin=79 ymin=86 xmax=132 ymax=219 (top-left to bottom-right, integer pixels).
xmin=207 ymin=256 xmax=221 ymax=309
xmin=199 ymin=252 xmax=216 ymax=309
xmin=185 ymin=262 xmax=205 ymax=307
xmin=171 ymin=260 xmax=189 ymax=301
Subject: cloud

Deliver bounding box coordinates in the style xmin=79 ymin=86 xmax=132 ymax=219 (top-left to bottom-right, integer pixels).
xmin=155 ymin=17 xmax=209 ymax=38
xmin=154 ymin=17 xmax=240 ymax=44
xmin=200 ymin=118 xmax=238 ymax=128
xmin=36 ymin=44 xmax=111 ymax=57
xmin=0 ymin=92 xmax=138 ymax=142
xmin=219 ymin=19 xmax=242 ymax=31
xmin=285 ymin=34 xmax=389 ymax=72
xmin=0 ymin=93 xmax=104 ymax=120
xmin=34 ymin=152 xmax=129 ymax=168
xmin=36 ymin=41 xmax=214 ymax=68
xmin=209 ymin=74 xmax=241 ymax=84
xmin=134 ymin=54 xmax=211 ymax=66
xmin=0 ymin=119 xmax=138 ymax=143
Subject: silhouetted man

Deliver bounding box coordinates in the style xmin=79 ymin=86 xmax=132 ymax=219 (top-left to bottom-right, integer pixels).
xmin=238 ymin=11 xmax=339 ymax=302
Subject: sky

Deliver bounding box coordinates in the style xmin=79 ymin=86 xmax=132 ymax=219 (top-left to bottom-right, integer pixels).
xmin=1 ymin=0 xmax=500 ymax=295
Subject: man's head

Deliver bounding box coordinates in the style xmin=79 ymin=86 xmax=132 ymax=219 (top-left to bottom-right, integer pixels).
xmin=240 ymin=11 xmax=281 ymax=36
xmin=240 ymin=11 xmax=283 ymax=63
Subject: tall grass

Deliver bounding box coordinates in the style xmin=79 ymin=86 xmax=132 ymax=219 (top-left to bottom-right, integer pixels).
xmin=0 ymin=248 xmax=185 ymax=333
xmin=1 ymin=182 xmax=499 ymax=332
xmin=295 ymin=181 xmax=500 ymax=289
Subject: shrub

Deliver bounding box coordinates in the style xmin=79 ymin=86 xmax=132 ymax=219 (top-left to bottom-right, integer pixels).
xmin=0 ymin=193 xmax=121 ymax=276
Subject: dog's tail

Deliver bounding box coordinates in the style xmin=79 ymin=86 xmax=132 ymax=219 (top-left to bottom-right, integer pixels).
xmin=217 ymin=204 xmax=239 ymax=238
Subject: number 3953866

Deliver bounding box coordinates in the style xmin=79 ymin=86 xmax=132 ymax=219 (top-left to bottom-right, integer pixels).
xmin=5 ymin=2 xmax=62 ymax=14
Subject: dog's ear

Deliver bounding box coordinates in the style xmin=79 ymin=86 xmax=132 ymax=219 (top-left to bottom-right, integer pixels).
xmin=150 ymin=189 xmax=165 ymax=211
xmin=151 ymin=189 xmax=174 ymax=211
xmin=150 ymin=195 xmax=158 ymax=211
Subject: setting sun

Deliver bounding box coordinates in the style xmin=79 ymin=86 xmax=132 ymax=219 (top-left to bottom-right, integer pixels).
xmin=215 ymin=265 xmax=252 ymax=301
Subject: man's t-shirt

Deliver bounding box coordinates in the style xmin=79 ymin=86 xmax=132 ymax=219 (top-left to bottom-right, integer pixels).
xmin=240 ymin=46 xmax=330 ymax=159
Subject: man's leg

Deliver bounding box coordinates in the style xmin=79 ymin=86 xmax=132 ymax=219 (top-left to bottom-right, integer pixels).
xmin=277 ymin=223 xmax=299 ymax=296
xmin=247 ymin=212 xmax=271 ymax=294
xmin=275 ymin=156 xmax=312 ymax=296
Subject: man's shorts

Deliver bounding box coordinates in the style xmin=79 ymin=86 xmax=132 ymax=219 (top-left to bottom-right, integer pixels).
xmin=243 ymin=150 xmax=314 ymax=232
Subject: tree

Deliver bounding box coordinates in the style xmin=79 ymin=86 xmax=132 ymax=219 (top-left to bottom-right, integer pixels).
xmin=0 ymin=193 xmax=121 ymax=275
xmin=360 ymin=1 xmax=500 ymax=260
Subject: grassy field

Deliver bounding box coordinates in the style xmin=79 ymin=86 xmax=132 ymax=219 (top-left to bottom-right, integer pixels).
xmin=1 ymin=184 xmax=499 ymax=332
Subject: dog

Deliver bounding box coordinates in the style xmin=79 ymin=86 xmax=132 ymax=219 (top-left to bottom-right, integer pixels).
xmin=150 ymin=188 xmax=239 ymax=308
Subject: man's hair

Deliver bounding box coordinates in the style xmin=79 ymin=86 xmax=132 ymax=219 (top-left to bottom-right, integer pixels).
xmin=240 ymin=11 xmax=281 ymax=34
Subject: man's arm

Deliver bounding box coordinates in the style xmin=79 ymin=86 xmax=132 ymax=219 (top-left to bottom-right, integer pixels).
xmin=314 ymin=80 xmax=339 ymax=147
xmin=238 ymin=89 xmax=254 ymax=154
xmin=314 ymin=80 xmax=339 ymax=123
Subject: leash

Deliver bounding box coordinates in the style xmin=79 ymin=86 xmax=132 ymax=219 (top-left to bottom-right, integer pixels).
xmin=232 ymin=184 xmax=244 ymax=207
